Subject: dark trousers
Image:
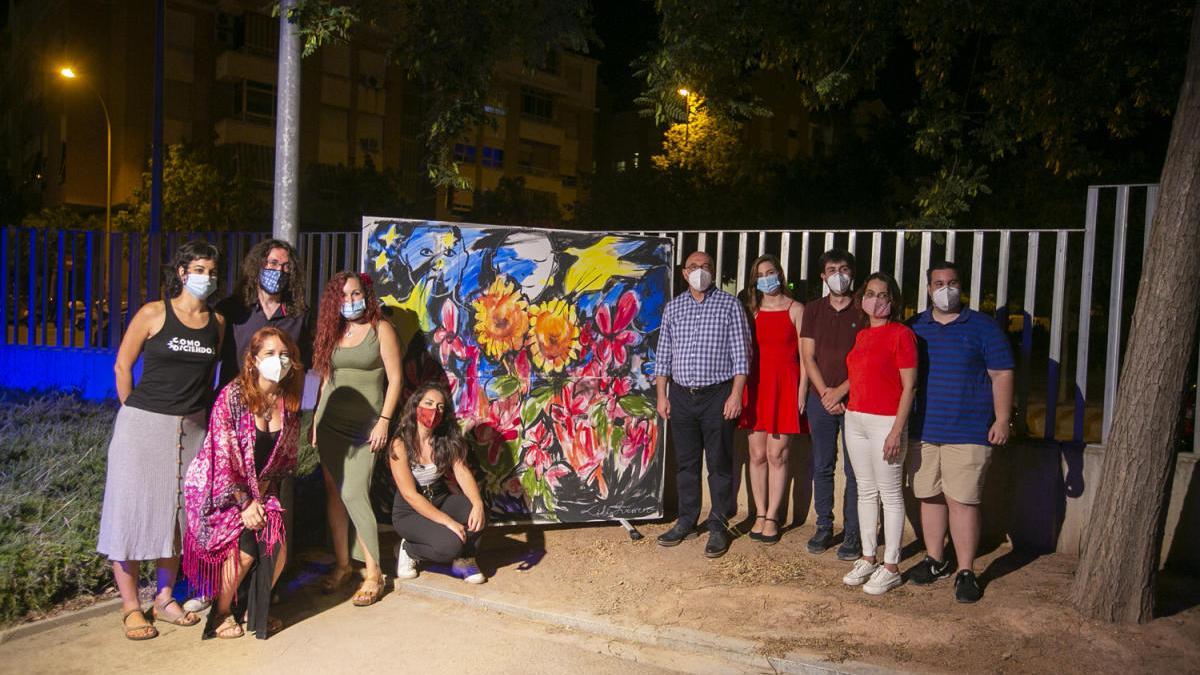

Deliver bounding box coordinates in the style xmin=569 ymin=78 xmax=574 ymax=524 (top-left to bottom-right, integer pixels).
xmin=392 ymin=490 xmax=480 ymax=563
xmin=232 ymin=528 xmax=277 ymax=640
xmin=668 ymin=379 xmax=735 ymax=532
xmin=806 ymin=391 xmax=860 ymax=538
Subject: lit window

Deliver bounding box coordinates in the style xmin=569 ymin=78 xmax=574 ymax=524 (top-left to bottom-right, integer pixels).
xmin=481 ymin=146 xmax=504 ymax=168
xmin=615 ymin=160 xmax=626 ymax=172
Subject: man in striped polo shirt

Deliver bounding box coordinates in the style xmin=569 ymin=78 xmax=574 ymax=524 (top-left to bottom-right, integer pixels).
xmin=907 ymin=261 xmax=1014 ymax=603
xmin=655 ymin=250 xmax=752 ymax=559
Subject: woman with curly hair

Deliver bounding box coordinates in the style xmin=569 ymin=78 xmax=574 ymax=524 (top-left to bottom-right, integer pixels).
xmin=311 ymin=271 xmax=402 ymax=606
xmin=183 ymin=327 xmax=304 ymax=639
xmin=389 ymin=383 xmax=487 ymax=584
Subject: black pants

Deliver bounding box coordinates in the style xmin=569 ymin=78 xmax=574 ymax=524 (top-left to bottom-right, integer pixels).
xmin=668 ymin=379 xmax=736 ymax=532
xmin=391 ymin=489 xmax=480 ymax=563
xmin=202 ymin=528 xmax=276 ymax=641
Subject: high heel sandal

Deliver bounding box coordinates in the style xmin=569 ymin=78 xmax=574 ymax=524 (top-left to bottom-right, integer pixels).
xmin=320 ymin=565 xmax=355 ymax=594
xmin=759 ymin=517 xmax=782 ymax=545
xmin=748 ymin=515 xmax=766 ymax=541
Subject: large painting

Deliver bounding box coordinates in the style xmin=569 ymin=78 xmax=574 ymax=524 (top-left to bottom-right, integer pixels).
xmin=363 ymin=217 xmax=672 ymax=524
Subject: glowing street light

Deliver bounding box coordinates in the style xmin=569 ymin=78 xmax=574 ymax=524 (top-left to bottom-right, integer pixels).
xmin=58 ymin=65 xmax=112 ymax=299
xmin=677 ymin=88 xmax=692 ymax=142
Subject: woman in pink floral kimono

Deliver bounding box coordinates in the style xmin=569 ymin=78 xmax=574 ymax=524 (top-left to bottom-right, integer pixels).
xmin=184 ymin=327 xmax=303 ymax=639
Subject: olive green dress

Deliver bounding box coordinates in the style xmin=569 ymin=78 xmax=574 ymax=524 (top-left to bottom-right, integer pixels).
xmin=315 ymin=326 xmax=385 ymax=564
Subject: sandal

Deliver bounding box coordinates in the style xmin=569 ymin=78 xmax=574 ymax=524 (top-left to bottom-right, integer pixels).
xmin=203 ymin=613 xmax=244 ymax=640
xmin=151 ymin=599 xmax=201 ymax=627
xmin=352 ymin=575 xmax=385 ymax=607
xmin=320 ymin=565 xmax=355 ymax=594
xmin=122 ymin=608 xmax=159 ymax=641
xmin=759 ymin=518 xmax=782 ymax=545
xmin=747 ymin=515 xmax=766 ymax=541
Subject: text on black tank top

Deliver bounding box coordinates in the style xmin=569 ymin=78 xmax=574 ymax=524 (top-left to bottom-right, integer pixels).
xmin=124 ymin=299 xmax=220 ymax=416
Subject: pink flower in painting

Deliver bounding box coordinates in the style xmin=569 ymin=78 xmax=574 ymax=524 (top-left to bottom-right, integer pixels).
xmin=479 ymin=394 xmax=521 ymax=464
xmin=555 ymin=418 xmax=607 ymax=498
xmin=545 ymin=464 xmax=570 ymax=489
xmin=433 ymin=301 xmax=467 ymax=363
xmin=619 ymin=418 xmax=658 ymax=476
xmin=600 ymin=376 xmax=634 ymax=419
xmin=513 ymin=350 xmax=532 ymax=394
xmin=521 ymin=421 xmax=553 ymax=478
xmin=549 ymin=380 xmax=592 ymax=432
xmin=589 ymin=291 xmax=640 ymax=367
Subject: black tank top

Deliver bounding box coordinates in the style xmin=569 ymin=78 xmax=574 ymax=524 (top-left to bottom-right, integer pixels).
xmin=124 ymin=299 xmax=220 ymax=416
xmin=254 ymin=427 xmax=279 ymax=475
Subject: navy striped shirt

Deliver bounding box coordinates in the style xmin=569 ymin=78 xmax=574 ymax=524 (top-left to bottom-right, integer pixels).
xmin=909 ymin=308 xmax=1015 ymax=445
xmin=654 ymin=287 xmax=752 ymax=388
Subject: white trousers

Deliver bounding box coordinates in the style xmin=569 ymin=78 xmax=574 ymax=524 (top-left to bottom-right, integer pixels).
xmin=843 ymin=410 xmax=908 ymax=565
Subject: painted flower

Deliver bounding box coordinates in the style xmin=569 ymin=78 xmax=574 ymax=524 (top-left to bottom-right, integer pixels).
xmin=587 ymin=291 xmax=640 ymax=366
xmin=600 ymin=376 xmax=634 ymax=419
xmin=545 ymin=464 xmax=570 ymax=489
xmin=550 ymin=380 xmax=594 ymax=432
xmin=476 ymin=394 xmax=522 ymax=464
xmin=433 ymin=300 xmax=467 ymax=363
xmin=473 ymin=277 xmax=529 ymax=360
xmin=554 ymin=417 xmax=606 ymax=498
xmin=522 ymin=421 xmax=554 ymax=479
xmin=619 ymin=418 xmax=657 ymax=477
xmin=527 ymin=298 xmax=582 ymax=373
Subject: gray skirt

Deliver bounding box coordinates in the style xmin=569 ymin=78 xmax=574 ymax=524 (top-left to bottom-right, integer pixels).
xmin=96 ymin=405 xmax=207 ymax=561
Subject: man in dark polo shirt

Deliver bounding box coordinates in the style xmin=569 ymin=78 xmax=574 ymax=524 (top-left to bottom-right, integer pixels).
xmin=907 ymin=261 xmax=1014 ymax=603
xmin=215 ymin=238 xmax=312 ymax=387
xmin=799 ymin=249 xmax=863 ymax=559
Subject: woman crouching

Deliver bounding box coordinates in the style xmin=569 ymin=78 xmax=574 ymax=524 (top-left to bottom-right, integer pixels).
xmin=183 ymin=327 xmax=303 ymax=639
xmin=389 ymin=384 xmax=487 ymax=584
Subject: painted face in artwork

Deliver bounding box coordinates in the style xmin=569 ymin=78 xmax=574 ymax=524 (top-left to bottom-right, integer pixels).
xmin=493 ymin=231 xmax=557 ymax=302
xmin=400 ymin=226 xmax=471 ymax=296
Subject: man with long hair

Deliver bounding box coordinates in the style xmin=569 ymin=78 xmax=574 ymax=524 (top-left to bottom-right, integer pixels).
xmin=215 ymin=239 xmax=311 ymax=388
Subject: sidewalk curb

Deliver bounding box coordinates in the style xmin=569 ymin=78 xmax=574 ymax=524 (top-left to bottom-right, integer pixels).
xmin=0 ymin=598 xmax=123 ymax=646
xmin=394 ymin=578 xmax=900 ymax=675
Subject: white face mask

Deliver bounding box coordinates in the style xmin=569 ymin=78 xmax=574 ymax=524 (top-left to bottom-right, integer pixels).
xmin=932 ymin=285 xmax=962 ymax=312
xmin=687 ymin=267 xmax=714 ymax=292
xmin=184 ymin=273 xmax=216 ymax=300
xmin=825 ymin=271 xmax=852 ymax=295
xmin=257 ymin=354 xmax=291 ymax=383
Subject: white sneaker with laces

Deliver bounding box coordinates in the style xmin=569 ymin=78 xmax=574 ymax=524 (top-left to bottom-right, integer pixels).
xmin=863 ymin=566 xmax=903 ymax=595
xmin=394 ymin=540 xmax=419 ymax=580
xmin=842 ymin=559 xmax=879 ymax=586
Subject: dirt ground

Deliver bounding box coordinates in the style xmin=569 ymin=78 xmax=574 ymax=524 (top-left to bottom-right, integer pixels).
xmin=410 ymin=517 xmax=1200 ymax=674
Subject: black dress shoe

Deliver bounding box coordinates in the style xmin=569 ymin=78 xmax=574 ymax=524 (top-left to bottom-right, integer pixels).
xmin=806 ymin=527 xmax=833 ymax=554
xmin=704 ymin=529 xmax=731 ymax=558
xmin=657 ymin=522 xmax=699 ymax=547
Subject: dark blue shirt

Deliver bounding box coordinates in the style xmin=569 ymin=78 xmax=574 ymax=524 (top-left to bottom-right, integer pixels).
xmin=909 ymin=308 xmax=1015 ymax=445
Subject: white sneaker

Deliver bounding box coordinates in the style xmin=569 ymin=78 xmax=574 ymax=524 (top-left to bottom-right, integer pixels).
xmin=451 ymin=557 xmax=486 ymax=584
xmin=394 ymin=540 xmax=419 ymax=580
xmin=863 ymin=566 xmax=903 ymax=595
xmin=842 ymin=559 xmax=879 ymax=586
xmin=182 ymin=596 xmax=211 ymax=613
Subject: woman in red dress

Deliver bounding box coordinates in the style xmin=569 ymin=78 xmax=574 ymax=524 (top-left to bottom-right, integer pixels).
xmin=740 ymin=254 xmax=808 ymax=544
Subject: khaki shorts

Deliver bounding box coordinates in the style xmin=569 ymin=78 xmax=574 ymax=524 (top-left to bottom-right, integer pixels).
xmin=909 ymin=441 xmax=993 ymax=505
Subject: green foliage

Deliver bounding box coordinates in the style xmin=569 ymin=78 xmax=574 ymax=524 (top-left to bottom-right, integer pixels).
xmin=469 ymin=176 xmax=563 ymax=227
xmin=299 ymin=161 xmax=419 ymax=230
xmin=286 ymin=0 xmax=593 ymax=190
xmin=0 ymin=391 xmax=119 ymax=624
xmin=113 ymin=144 xmax=267 ymax=232
xmin=20 ymin=205 xmax=98 ymax=231
xmin=642 ymin=0 xmax=1192 ymax=226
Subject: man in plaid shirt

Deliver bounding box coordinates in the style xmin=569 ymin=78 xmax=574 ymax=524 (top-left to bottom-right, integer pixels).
xmin=655 ymin=250 xmax=752 ymax=558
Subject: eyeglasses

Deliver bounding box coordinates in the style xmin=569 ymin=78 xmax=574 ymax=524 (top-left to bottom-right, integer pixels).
xmin=683 ymin=264 xmax=713 ymax=273
xmin=264 ymin=259 xmax=293 ymax=272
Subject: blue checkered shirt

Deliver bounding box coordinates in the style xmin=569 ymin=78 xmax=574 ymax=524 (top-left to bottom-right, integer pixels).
xmin=654 ymin=287 xmax=752 ymax=387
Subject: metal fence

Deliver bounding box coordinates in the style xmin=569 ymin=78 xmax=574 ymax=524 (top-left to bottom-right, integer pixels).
xmin=1 ymin=184 xmax=1188 ymax=449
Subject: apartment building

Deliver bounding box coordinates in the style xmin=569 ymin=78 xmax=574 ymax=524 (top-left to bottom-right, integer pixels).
xmin=3 ymin=0 xmax=597 ymax=227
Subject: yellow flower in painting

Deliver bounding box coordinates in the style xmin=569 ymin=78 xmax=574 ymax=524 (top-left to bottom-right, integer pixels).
xmin=473 ymin=277 xmax=530 ymax=359
xmin=527 ymin=299 xmax=581 ymax=373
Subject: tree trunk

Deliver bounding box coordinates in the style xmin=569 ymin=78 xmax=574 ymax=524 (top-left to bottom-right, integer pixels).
xmin=1069 ymin=2 xmax=1200 ymax=623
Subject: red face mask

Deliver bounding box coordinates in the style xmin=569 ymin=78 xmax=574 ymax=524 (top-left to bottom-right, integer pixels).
xmin=416 ymin=406 xmax=444 ymax=429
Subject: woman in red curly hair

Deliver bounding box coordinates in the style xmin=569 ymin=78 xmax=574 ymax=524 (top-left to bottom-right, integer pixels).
xmin=310 ymin=271 xmax=402 ymax=606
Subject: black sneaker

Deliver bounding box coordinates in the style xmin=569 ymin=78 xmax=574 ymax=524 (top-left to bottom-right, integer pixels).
xmin=704 ymin=528 xmax=731 ymax=558
xmin=836 ymin=534 xmax=861 ymax=561
xmin=657 ymin=522 xmax=699 ymax=547
xmin=909 ymin=556 xmax=953 ymax=585
xmin=954 ymin=569 xmax=983 ymax=603
xmin=806 ymin=527 xmax=833 ymax=554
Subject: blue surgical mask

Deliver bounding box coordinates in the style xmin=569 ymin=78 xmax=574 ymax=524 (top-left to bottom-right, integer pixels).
xmin=756 ymin=274 xmax=781 ymax=294
xmin=341 ymin=298 xmax=367 ymax=320
xmin=184 ymin=273 xmax=216 ymax=300
xmin=259 ymin=268 xmax=289 ymax=295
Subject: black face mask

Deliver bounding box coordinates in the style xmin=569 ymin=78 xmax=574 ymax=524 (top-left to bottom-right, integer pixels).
xmin=259 ymin=268 xmax=290 ymax=295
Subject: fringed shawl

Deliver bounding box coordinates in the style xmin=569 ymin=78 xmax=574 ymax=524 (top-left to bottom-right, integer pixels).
xmin=183 ymin=380 xmax=299 ymax=598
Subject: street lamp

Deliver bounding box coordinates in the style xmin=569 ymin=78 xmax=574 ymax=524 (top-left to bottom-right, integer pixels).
xmin=58 ymin=65 xmax=112 ymax=310
xmin=677 ymin=88 xmax=691 ymax=143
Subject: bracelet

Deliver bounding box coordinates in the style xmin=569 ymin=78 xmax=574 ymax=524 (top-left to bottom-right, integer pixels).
xmin=379 ymin=415 xmax=391 ymax=421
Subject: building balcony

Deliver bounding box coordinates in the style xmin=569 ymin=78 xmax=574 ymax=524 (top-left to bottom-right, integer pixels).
xmin=215 ymin=117 xmax=275 ymax=147
xmin=216 ymin=50 xmax=276 ymax=84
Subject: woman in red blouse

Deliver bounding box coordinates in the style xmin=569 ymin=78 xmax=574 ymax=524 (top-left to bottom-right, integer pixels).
xmin=838 ymin=272 xmax=917 ymax=595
